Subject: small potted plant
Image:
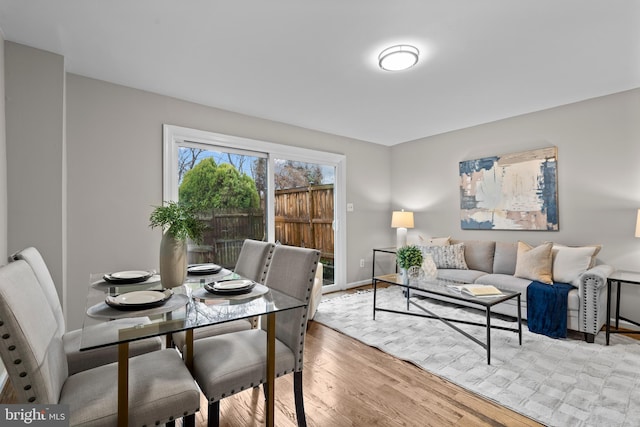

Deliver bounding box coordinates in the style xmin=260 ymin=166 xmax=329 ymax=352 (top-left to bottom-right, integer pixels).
xmin=149 ymin=201 xmax=206 ymax=288
xmin=396 ymin=245 xmax=423 ymax=284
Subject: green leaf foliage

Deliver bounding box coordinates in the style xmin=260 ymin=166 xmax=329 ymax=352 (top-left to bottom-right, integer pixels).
xmin=149 ymin=201 xmax=206 ymax=243
xmin=179 ymin=158 xmax=260 ymax=209
xmin=396 ymin=245 xmax=423 ymax=269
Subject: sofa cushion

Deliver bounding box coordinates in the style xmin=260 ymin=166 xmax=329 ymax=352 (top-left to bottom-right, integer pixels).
xmin=437 ymin=269 xmax=487 ymax=283
xmin=567 ymin=288 xmax=579 ymax=312
xmin=514 ymin=241 xmax=553 ymax=284
xmin=451 ymin=239 xmax=495 ymax=273
xmin=421 ymin=243 xmax=468 ymax=269
xmin=551 ymin=244 xmax=601 ymax=285
xmin=493 ymin=242 xmax=518 ymax=275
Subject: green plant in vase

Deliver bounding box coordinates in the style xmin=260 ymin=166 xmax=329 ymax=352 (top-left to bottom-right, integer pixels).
xmin=149 ymin=201 xmax=206 ymax=288
xmin=396 ymin=245 xmax=423 ymax=284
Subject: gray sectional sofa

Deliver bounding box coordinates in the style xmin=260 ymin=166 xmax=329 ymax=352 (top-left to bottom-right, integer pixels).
xmin=413 ymin=239 xmax=614 ymax=342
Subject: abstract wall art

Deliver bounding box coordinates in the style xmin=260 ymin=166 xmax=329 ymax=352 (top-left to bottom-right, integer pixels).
xmin=459 ymin=147 xmax=558 ymax=231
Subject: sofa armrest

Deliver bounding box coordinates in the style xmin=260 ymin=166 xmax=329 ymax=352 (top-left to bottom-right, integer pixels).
xmin=578 ymin=264 xmax=614 ymax=290
xmin=578 ymin=264 xmax=614 ymax=337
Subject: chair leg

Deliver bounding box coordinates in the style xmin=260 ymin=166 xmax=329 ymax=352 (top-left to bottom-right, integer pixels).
xmin=166 ymin=421 xmax=175 ymax=427
xmin=294 ymin=371 xmax=307 ymax=427
xmin=183 ymin=413 xmax=196 ymax=427
xmin=208 ymin=401 xmax=220 ymax=427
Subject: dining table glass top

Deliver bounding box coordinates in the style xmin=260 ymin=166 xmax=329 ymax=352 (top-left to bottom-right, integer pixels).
xmin=80 ymin=268 xmax=307 ymax=351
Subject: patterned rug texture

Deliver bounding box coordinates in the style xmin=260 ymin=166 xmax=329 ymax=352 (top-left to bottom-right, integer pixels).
xmin=313 ymin=287 xmax=640 ymax=427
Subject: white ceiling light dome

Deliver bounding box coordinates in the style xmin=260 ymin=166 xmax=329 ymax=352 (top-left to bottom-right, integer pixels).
xmin=378 ymin=45 xmax=419 ymax=71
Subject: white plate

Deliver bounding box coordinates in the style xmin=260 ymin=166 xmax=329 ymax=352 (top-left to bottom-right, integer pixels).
xmin=189 ymin=265 xmax=213 ymax=272
xmin=110 ymin=270 xmax=152 ymax=280
xmin=187 ymin=264 xmax=222 ymax=274
xmin=113 ymin=290 xmax=167 ymax=305
xmin=213 ymin=279 xmax=254 ymax=291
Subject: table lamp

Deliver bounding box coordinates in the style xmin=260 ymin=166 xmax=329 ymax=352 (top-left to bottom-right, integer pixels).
xmin=391 ymin=210 xmax=414 ymax=248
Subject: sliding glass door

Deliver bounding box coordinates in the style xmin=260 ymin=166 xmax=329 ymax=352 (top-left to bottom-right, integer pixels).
xmin=163 ymin=125 xmax=346 ymax=291
xmin=273 ymin=159 xmax=336 ymax=287
xmin=175 ymin=144 xmax=267 ymax=268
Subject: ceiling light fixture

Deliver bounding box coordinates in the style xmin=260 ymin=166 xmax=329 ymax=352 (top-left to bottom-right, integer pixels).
xmin=378 ymin=44 xmax=419 ymax=71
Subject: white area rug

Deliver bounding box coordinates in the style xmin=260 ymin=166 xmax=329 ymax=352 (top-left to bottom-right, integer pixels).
xmin=313 ymin=288 xmax=640 ymax=427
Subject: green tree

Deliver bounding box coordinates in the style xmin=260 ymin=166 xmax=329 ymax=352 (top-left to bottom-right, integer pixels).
xmin=179 ymin=158 xmax=260 ymax=209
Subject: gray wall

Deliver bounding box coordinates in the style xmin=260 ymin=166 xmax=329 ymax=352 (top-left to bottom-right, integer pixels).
xmin=65 ymin=73 xmax=390 ymax=330
xmin=390 ymin=88 xmax=640 ymax=319
xmin=5 ymin=42 xmax=66 ymax=308
xmin=0 ymin=34 xmax=6 ymax=264
xmin=0 ymin=28 xmax=7 ymax=386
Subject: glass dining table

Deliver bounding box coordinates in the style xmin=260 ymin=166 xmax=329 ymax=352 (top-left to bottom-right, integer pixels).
xmin=80 ymin=268 xmax=306 ymax=427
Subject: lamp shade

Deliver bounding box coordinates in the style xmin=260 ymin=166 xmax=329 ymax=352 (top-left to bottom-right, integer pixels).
xmin=391 ymin=211 xmax=414 ymax=229
xmin=636 ymin=209 xmax=640 ymax=238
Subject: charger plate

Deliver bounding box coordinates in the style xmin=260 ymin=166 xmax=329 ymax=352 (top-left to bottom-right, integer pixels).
xmin=192 ymin=283 xmax=269 ymax=301
xmin=87 ymin=293 xmax=189 ymax=319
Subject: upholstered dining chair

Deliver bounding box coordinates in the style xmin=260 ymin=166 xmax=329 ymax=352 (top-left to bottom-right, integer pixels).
xmin=171 ymin=239 xmax=276 ymax=349
xmin=0 ymin=260 xmax=201 ymax=426
xmin=190 ymin=244 xmax=320 ymax=427
xmin=11 ymin=247 xmax=163 ymax=375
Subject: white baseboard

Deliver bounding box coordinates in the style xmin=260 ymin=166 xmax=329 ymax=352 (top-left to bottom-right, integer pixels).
xmin=345 ymin=279 xmax=370 ymax=289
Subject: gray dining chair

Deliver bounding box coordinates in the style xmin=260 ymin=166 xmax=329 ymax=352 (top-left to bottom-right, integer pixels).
xmin=171 ymin=239 xmax=275 ymax=350
xmin=0 ymin=260 xmax=201 ymax=426
xmin=191 ymin=244 xmax=320 ymax=427
xmin=10 ymin=247 xmax=163 ymax=375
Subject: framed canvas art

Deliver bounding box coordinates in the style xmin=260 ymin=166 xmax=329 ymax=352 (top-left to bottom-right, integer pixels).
xmin=459 ymin=147 xmax=558 ymax=231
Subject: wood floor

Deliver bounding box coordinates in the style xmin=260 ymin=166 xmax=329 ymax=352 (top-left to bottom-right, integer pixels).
xmin=1 ymin=319 xmax=541 ymax=426
xmin=202 ymin=320 xmax=541 ymax=427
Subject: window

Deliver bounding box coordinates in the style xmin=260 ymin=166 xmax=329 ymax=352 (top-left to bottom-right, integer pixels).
xmin=163 ymin=125 xmax=346 ymax=291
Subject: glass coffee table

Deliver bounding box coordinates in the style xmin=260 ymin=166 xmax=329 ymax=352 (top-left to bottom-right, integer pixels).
xmin=372 ymin=274 xmax=522 ymax=365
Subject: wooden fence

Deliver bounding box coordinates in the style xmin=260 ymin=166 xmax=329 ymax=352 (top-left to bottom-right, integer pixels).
xmin=274 ymin=184 xmax=334 ymax=261
xmin=188 ymin=184 xmax=335 ymax=279
xmin=188 ymin=208 xmax=265 ymax=268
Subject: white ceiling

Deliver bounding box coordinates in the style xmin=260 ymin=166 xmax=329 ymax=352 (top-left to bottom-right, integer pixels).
xmin=0 ymin=0 xmax=638 ymax=146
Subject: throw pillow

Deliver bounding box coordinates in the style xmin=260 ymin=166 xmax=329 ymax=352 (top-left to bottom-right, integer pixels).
xmin=550 ymin=244 xmax=601 ymax=284
xmin=550 ymin=243 xmax=601 ymax=269
xmin=421 ymin=243 xmax=468 ymax=270
xmin=418 ymin=236 xmax=450 ymax=246
xmin=514 ymin=241 xmax=553 ymax=284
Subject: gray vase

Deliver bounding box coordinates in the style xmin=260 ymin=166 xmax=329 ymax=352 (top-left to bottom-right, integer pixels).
xmin=159 ymin=232 xmax=188 ymax=288
xmin=399 ymin=268 xmax=409 ymax=285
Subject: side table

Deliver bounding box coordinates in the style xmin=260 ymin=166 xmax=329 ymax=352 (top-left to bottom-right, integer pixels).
xmin=606 ymin=270 xmax=640 ymax=345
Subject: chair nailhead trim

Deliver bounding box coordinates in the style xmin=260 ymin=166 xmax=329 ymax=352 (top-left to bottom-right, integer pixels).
xmin=28 ymin=397 xmax=35 ymax=402
xmin=19 ymin=372 xmax=26 ymax=377
xmin=2 ymin=333 xmax=10 ymax=339
xmin=23 ymin=385 xmax=31 ymax=390
xmin=14 ymin=359 xmax=21 ymax=364
xmin=8 ymin=345 xmax=15 ymax=351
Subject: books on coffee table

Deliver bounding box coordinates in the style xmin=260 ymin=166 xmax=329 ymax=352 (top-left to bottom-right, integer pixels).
xmin=447 ymin=284 xmax=503 ymax=297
